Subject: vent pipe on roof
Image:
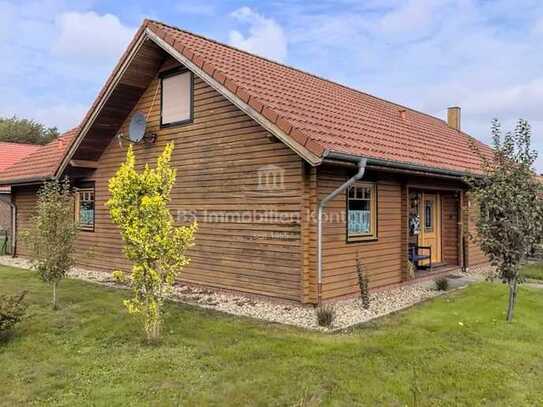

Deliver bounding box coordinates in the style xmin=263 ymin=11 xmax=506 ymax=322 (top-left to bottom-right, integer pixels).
xmin=399 ymin=109 xmax=407 ymax=120
xmin=447 ymin=106 xmax=461 ymax=130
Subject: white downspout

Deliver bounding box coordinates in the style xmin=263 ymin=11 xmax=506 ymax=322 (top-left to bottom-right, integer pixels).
xmin=317 ymin=156 xmax=367 ymax=303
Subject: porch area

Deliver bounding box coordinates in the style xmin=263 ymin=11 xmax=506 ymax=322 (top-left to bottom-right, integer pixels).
xmin=407 ymin=187 xmax=465 ymax=278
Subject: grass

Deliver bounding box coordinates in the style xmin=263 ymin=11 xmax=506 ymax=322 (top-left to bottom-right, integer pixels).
xmin=1 ymin=265 xmax=543 ymax=406
xmin=521 ymin=262 xmax=543 ymax=281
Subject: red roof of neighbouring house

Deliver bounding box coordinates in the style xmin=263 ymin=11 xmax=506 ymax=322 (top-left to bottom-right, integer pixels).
xmin=0 ymin=129 xmax=78 ymax=184
xmin=0 ymin=142 xmax=41 ymax=192
xmin=0 ymin=142 xmax=41 ymax=171
xmin=141 ymin=20 xmax=493 ymax=174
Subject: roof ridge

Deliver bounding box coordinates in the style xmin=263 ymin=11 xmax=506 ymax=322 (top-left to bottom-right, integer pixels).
xmin=146 ymin=18 xmax=451 ymax=129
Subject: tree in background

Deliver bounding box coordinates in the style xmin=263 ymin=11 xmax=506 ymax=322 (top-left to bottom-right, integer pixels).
xmin=468 ymin=119 xmax=543 ymax=321
xmin=24 ymin=179 xmax=78 ymax=310
xmin=107 ymin=143 xmax=197 ymax=343
xmin=0 ymin=116 xmax=59 ymax=145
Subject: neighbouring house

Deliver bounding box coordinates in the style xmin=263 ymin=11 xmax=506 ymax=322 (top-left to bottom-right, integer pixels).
xmin=0 ymin=19 xmax=491 ymax=303
xmin=0 ymin=142 xmax=41 ymax=253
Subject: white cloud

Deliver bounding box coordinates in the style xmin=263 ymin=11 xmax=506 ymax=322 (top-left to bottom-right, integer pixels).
xmin=52 ymin=11 xmax=135 ymax=63
xmin=32 ymin=103 xmax=87 ymax=130
xmin=0 ymin=96 xmax=86 ymax=131
xmin=228 ymin=7 xmax=287 ymax=62
xmin=377 ymin=0 xmax=438 ymax=37
xmin=0 ymin=4 xmax=136 ymax=132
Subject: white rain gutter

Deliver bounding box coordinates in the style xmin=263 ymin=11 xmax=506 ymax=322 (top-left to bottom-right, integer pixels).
xmin=317 ymin=152 xmax=367 ymax=303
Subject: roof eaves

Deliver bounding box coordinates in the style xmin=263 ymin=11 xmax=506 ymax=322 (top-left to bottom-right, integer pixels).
xmin=323 ymin=149 xmax=478 ymax=178
xmin=145 ymin=25 xmax=323 ymax=166
xmin=0 ymin=175 xmax=52 ymax=186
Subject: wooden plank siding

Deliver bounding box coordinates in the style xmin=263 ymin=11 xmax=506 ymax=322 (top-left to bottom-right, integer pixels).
xmin=441 ymin=193 xmax=459 ymax=265
xmin=8 ymin=57 xmax=492 ymax=304
xmin=316 ymin=167 xmax=404 ymax=301
xmin=12 ymin=185 xmax=39 ymax=257
xmin=12 ymin=61 xmax=305 ymax=302
xmin=466 ymin=194 xmax=489 ymax=266
xmin=79 ymin=70 xmax=305 ymax=301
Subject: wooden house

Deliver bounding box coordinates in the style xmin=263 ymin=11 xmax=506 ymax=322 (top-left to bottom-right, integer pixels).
xmin=0 ymin=19 xmax=491 ymax=303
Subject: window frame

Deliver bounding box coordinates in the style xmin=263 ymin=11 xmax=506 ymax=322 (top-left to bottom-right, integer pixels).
xmin=74 ymin=186 xmax=95 ymax=232
xmin=159 ymin=68 xmax=194 ymax=128
xmin=346 ymin=182 xmax=378 ymax=243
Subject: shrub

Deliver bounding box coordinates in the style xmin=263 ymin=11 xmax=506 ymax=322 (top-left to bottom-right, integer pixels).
xmin=0 ymin=292 xmax=27 ymax=336
xmin=356 ymin=254 xmax=370 ymax=310
xmin=316 ymin=305 xmax=335 ymax=327
xmin=435 ymin=277 xmax=449 ymax=291
xmin=107 ymin=143 xmax=197 ymax=343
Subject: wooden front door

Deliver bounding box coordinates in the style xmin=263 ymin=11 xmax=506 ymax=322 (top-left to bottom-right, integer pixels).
xmin=419 ymin=192 xmax=442 ymax=265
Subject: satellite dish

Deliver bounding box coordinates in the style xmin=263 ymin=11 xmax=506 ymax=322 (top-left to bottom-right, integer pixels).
xmin=128 ymin=112 xmax=147 ymax=143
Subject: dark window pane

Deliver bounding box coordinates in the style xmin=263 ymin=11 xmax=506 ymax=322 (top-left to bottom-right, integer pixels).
xmin=425 ymin=200 xmax=433 ymax=230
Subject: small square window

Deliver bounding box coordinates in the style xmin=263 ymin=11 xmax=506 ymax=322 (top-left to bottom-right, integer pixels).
xmin=161 ymin=70 xmax=193 ymax=126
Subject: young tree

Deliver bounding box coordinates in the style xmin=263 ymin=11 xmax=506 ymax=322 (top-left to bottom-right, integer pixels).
xmin=468 ymin=119 xmax=543 ymax=321
xmin=25 ymin=179 xmax=78 ymax=310
xmin=107 ymin=143 xmax=197 ymax=343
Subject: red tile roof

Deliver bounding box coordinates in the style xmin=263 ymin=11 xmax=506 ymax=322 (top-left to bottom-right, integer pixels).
xmin=2 ymin=19 xmax=493 ymax=185
xmin=0 ymin=129 xmax=78 ymax=184
xmin=146 ymin=20 xmax=492 ymax=174
xmin=0 ymin=142 xmax=40 ymax=171
xmin=0 ymin=142 xmax=41 ymax=192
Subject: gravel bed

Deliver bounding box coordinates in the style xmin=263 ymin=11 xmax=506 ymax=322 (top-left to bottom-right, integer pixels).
xmin=0 ymin=255 xmax=484 ymax=331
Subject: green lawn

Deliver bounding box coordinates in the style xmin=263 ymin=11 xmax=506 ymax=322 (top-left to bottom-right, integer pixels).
xmin=521 ymin=262 xmax=543 ymax=281
xmin=1 ymin=266 xmax=543 ymax=406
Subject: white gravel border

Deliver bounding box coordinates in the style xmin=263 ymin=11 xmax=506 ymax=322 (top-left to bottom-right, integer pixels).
xmin=0 ymin=255 xmax=491 ymax=331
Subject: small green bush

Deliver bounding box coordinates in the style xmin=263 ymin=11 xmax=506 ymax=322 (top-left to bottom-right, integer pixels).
xmin=0 ymin=291 xmax=27 ymax=336
xmin=435 ymin=277 xmax=449 ymax=291
xmin=356 ymin=255 xmax=370 ymax=310
xmin=316 ymin=305 xmax=335 ymax=327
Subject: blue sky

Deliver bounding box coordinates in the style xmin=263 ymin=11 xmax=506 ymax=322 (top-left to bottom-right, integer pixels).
xmin=2 ymin=0 xmax=543 ymax=170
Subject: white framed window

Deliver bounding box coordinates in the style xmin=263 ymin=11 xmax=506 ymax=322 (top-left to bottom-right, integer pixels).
xmin=161 ymin=70 xmax=193 ymax=126
xmin=347 ymin=183 xmax=377 ymax=241
xmin=75 ymin=188 xmax=95 ymax=231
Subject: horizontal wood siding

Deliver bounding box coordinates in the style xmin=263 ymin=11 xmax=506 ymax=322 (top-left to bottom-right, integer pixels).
xmin=466 ymin=195 xmax=488 ymax=266
xmin=441 ymin=193 xmax=459 ymax=265
xmin=13 ymin=186 xmax=39 ymax=257
xmin=318 ymin=168 xmax=403 ymax=301
xmin=74 ymin=64 xmax=304 ymax=301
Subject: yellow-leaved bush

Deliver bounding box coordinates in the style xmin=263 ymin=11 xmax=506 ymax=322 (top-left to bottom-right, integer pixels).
xmin=107 ymin=143 xmax=197 ymax=342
